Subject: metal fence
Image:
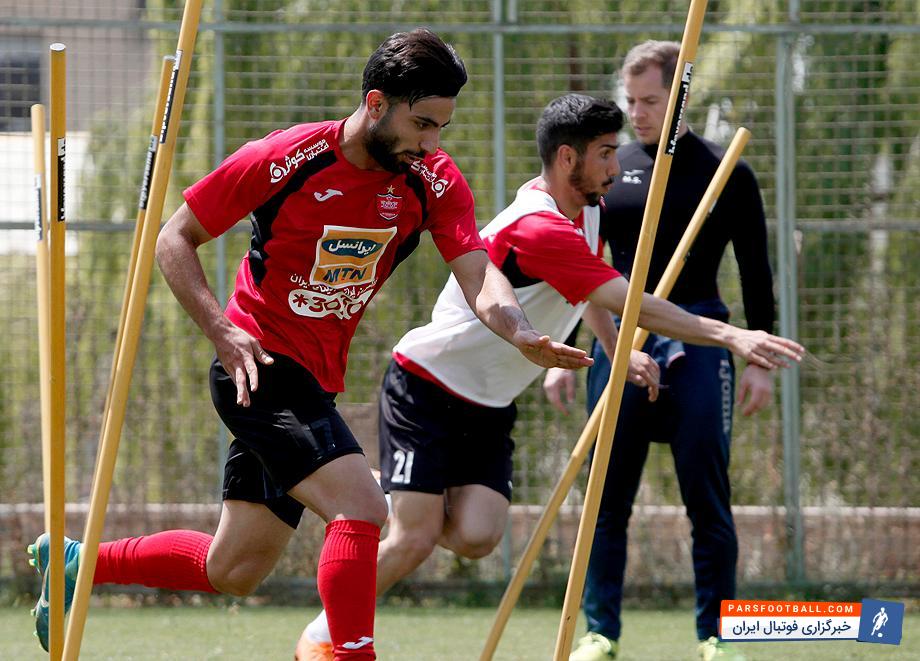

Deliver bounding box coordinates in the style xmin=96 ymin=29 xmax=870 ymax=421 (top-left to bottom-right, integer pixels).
xmin=1 ymin=0 xmax=918 ymax=597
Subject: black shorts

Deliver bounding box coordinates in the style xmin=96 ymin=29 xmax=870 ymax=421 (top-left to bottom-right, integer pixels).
xmin=210 ymin=353 xmax=364 ymax=529
xmin=378 ymin=360 xmax=516 ymax=501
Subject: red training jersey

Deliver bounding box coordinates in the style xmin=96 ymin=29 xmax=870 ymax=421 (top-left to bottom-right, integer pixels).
xmin=183 ymin=119 xmax=484 ymax=392
xmin=482 ymin=182 xmax=614 ymax=305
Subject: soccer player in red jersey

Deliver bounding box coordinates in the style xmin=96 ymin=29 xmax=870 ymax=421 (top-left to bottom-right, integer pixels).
xmin=27 ymin=30 xmax=593 ymax=659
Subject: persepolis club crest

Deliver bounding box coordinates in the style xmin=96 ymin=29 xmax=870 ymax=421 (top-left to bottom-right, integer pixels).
xmin=376 ymin=185 xmax=403 ymax=221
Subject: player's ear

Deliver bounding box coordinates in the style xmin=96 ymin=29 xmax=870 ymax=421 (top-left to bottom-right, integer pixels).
xmin=365 ymin=90 xmax=388 ymax=119
xmin=556 ymin=144 xmax=578 ymax=173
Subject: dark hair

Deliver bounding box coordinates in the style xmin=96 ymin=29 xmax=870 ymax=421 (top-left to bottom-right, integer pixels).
xmin=622 ymin=40 xmax=680 ymax=89
xmin=362 ymin=29 xmax=468 ymax=106
xmin=536 ymin=94 xmax=624 ymax=167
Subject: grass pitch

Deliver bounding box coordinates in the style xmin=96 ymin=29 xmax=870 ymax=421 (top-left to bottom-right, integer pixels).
xmin=0 ymin=605 xmax=915 ymax=659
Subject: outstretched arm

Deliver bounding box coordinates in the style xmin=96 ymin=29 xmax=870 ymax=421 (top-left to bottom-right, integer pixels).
xmin=447 ymin=250 xmax=592 ymax=370
xmin=587 ymin=277 xmax=803 ymax=369
xmin=156 ymin=202 xmax=273 ymax=406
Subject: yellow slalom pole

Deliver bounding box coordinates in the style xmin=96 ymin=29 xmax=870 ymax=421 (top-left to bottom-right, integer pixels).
xmin=553 ymin=3 xmax=710 ymax=657
xmin=97 ymin=55 xmax=175 ymax=451
xmin=63 ymin=2 xmax=202 ymax=658
xmin=31 ymin=104 xmax=52 ymax=534
xmin=47 ymin=42 xmax=67 ymax=661
xmin=480 ymin=125 xmax=751 ymax=661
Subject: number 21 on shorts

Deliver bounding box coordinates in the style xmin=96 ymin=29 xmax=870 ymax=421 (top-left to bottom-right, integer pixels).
xmin=391 ymin=450 xmax=414 ymax=484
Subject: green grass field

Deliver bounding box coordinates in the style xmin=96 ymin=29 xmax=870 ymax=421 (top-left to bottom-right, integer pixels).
xmin=1 ymin=605 xmax=915 ymax=660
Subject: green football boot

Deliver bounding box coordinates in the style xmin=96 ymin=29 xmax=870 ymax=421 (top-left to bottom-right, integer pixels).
xmin=28 ymin=533 xmax=83 ymax=651
xmin=698 ymin=636 xmax=747 ymax=660
xmin=570 ymin=632 xmax=618 ymax=660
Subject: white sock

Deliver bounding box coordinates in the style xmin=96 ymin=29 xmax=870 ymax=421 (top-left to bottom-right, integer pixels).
xmin=305 ymin=610 xmax=331 ymax=644
xmin=371 ymin=468 xmax=392 ymax=518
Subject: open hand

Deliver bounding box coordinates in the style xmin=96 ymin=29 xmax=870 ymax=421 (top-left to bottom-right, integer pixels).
xmin=513 ymin=330 xmax=593 ymax=370
xmin=731 ymin=329 xmax=804 ymax=370
xmin=627 ymin=350 xmax=660 ymax=402
xmin=543 ymin=367 xmax=576 ymax=415
xmin=213 ymin=323 xmax=274 ymax=407
xmin=736 ymin=363 xmax=774 ymax=416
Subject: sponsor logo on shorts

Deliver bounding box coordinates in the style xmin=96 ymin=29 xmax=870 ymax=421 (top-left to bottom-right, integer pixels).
xmin=287 ymin=225 xmax=397 ymax=320
xmin=269 ymin=138 xmax=330 ymax=183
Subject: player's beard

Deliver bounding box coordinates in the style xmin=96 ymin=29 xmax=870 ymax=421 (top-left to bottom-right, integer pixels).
xmin=568 ymin=157 xmax=610 ymax=207
xmin=365 ymin=110 xmax=421 ymax=174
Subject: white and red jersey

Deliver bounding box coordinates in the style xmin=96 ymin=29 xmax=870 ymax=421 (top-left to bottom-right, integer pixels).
xmin=394 ymin=178 xmax=621 ymax=407
xmin=183 ymin=119 xmax=484 ymax=392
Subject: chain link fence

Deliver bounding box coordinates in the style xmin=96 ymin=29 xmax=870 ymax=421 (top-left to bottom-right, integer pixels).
xmin=1 ymin=0 xmax=917 ymax=600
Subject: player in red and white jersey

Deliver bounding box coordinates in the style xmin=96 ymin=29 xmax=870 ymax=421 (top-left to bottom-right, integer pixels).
xmin=392 ymin=174 xmax=615 ymax=406
xmin=297 ymin=94 xmax=805 ymax=658
xmin=28 ymin=31 xmax=594 ymax=660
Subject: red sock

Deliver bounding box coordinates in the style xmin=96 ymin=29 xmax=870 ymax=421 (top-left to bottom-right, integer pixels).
xmin=94 ymin=530 xmax=217 ymax=593
xmin=317 ymin=519 xmax=380 ymax=660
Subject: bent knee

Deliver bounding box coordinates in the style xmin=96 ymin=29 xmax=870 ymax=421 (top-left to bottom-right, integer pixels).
xmin=207 ymin=561 xmax=267 ymax=597
xmin=448 ymin=529 xmax=503 ymax=559
xmin=340 ymin=490 xmax=388 ymax=529
xmin=452 ymin=539 xmax=500 ymax=559
xmin=208 ymin=571 xmax=262 ymax=597
xmin=365 ymin=496 xmax=389 ymax=529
